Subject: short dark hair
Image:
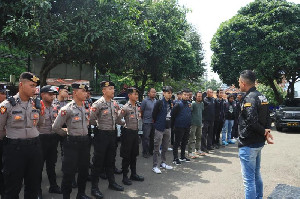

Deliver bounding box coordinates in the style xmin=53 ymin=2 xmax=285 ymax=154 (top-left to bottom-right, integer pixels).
xmin=177 ymin=91 xmax=182 ymax=95
xmin=217 ymin=89 xmax=224 ymax=94
xmin=240 ymin=70 xmax=256 ymax=85
xmin=162 ymin=86 xmax=173 ymax=92
xmin=195 ymin=91 xmax=202 ymax=96
xmin=147 ymin=87 xmax=155 ymax=93
xmin=227 ymin=93 xmax=235 ymax=100
xmin=181 ymin=88 xmax=191 ymax=93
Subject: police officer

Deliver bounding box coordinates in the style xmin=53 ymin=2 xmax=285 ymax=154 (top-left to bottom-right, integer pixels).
xmin=0 ymin=84 xmax=7 ymax=198
xmin=117 ymin=87 xmax=144 ymax=185
xmin=90 ymin=81 xmax=124 ymax=199
xmin=238 ymin=70 xmax=274 ymax=199
xmin=0 ymin=72 xmax=45 ymax=198
xmin=38 ymin=85 xmax=62 ymax=197
xmin=53 ymin=85 xmax=69 ymax=108
xmin=52 ymin=83 xmax=91 ymax=199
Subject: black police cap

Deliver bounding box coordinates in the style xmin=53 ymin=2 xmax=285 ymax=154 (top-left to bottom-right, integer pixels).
xmin=40 ymin=85 xmax=58 ymax=94
xmin=100 ymin=81 xmax=115 ymax=88
xmin=58 ymin=85 xmax=69 ymax=91
xmin=127 ymin=87 xmax=139 ymax=94
xmin=71 ymin=83 xmax=88 ymax=90
xmin=20 ymin=72 xmax=40 ymax=86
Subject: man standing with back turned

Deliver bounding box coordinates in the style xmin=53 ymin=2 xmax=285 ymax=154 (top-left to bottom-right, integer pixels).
xmin=238 ymin=70 xmax=274 ymax=199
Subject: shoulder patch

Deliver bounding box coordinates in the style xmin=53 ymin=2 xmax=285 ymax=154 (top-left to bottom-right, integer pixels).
xmin=244 ymin=103 xmax=252 ymax=107
xmin=0 ymin=106 xmax=7 ymax=114
xmin=61 ymin=110 xmax=67 ymax=116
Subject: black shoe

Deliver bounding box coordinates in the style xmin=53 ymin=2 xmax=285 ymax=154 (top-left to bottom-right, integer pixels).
xmin=72 ymin=180 xmax=78 ymax=188
xmin=179 ymin=157 xmax=191 ymax=162
xmin=122 ymin=176 xmax=132 ymax=185
xmin=114 ymin=167 xmax=122 ymax=175
xmin=91 ymin=188 xmax=103 ymax=199
xmin=142 ymin=153 xmax=150 ymax=158
xmin=173 ymin=158 xmax=181 ymax=165
xmin=108 ymin=182 xmax=124 ymax=191
xmin=207 ymin=147 xmax=215 ymax=151
xmin=49 ymin=185 xmax=62 ymax=194
xmin=99 ymin=173 xmax=107 ymax=180
xmin=215 ymin=145 xmax=220 ymax=149
xmin=130 ymin=174 xmax=144 ymax=181
xmin=76 ymin=193 xmax=91 ymax=199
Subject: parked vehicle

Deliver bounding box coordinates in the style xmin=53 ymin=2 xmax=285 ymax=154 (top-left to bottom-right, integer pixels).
xmin=275 ymin=98 xmax=300 ymax=131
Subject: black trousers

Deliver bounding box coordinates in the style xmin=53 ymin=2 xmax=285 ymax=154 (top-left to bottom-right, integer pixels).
xmin=201 ymin=121 xmax=214 ymax=151
xmin=0 ymin=140 xmax=4 ymax=197
xmin=39 ymin=134 xmax=59 ymax=189
xmin=2 ymin=137 xmax=42 ymax=199
xmin=212 ymin=120 xmax=224 ymax=145
xmin=173 ymin=127 xmax=190 ymax=159
xmin=120 ymin=129 xmax=139 ymax=176
xmin=61 ymin=136 xmax=90 ymax=199
xmin=91 ymin=131 xmax=117 ymax=187
xmin=231 ymin=119 xmax=239 ymax=138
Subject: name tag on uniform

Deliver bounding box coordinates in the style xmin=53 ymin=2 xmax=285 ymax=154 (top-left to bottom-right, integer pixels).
xmin=101 ymin=107 xmax=108 ymax=110
xmin=12 ymin=111 xmax=22 ymax=114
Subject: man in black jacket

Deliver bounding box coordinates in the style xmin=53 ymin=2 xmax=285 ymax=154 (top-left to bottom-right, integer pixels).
xmin=212 ymin=89 xmax=225 ymax=149
xmin=201 ymin=89 xmax=215 ymax=153
xmin=238 ymin=70 xmax=274 ymax=199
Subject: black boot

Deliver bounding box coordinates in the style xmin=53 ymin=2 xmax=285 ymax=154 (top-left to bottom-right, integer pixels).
xmin=49 ymin=185 xmax=62 ymax=194
xmin=76 ymin=193 xmax=91 ymax=199
xmin=122 ymin=175 xmax=132 ymax=185
xmin=99 ymin=172 xmax=107 ymax=180
xmin=91 ymin=188 xmax=103 ymax=199
xmin=114 ymin=167 xmax=122 ymax=175
xmin=108 ymin=182 xmax=124 ymax=191
xmin=130 ymin=174 xmax=144 ymax=181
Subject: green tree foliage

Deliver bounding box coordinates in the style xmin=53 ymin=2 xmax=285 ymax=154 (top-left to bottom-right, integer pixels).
xmin=211 ymin=0 xmax=300 ymax=104
xmin=0 ymin=42 xmax=27 ymax=82
xmin=1 ymin=0 xmax=205 ymax=96
xmin=256 ymin=82 xmax=286 ymax=106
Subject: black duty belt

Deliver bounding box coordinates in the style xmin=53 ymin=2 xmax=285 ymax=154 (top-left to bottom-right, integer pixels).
xmin=67 ymin=135 xmax=89 ymax=142
xmin=6 ymin=137 xmax=40 ymax=145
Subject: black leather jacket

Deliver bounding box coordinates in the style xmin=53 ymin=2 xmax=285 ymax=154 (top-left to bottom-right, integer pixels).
xmin=238 ymin=87 xmax=271 ymax=147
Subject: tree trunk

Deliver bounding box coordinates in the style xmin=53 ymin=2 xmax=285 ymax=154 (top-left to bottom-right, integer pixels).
xmin=139 ymin=74 xmax=148 ymax=102
xmin=287 ymin=77 xmax=296 ymax=99
xmin=267 ymin=78 xmax=283 ymax=105
xmin=39 ymin=56 xmax=60 ymax=86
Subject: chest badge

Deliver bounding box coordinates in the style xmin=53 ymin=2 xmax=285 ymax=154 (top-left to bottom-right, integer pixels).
xmin=14 ymin=115 xmax=22 ymax=120
xmin=0 ymin=106 xmax=7 ymax=114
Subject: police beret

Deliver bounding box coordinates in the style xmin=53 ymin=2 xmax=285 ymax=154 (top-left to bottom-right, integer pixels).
xmin=20 ymin=72 xmax=40 ymax=86
xmin=127 ymin=87 xmax=139 ymax=94
xmin=40 ymin=85 xmax=58 ymax=94
xmin=71 ymin=83 xmax=88 ymax=90
xmin=100 ymin=81 xmax=115 ymax=88
xmin=0 ymin=84 xmax=7 ymax=93
xmin=58 ymin=85 xmax=69 ymax=91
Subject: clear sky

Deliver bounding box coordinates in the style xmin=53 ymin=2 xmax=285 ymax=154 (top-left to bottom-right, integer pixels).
xmin=178 ymin=0 xmax=300 ymax=82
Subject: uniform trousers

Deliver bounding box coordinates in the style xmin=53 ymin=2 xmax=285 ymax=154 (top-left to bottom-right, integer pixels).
xmin=173 ymin=127 xmax=190 ymax=159
xmin=61 ymin=136 xmax=90 ymax=199
xmin=91 ymin=130 xmax=117 ymax=187
xmin=39 ymin=134 xmax=59 ymax=189
xmin=120 ymin=129 xmax=139 ymax=176
xmin=2 ymin=137 xmax=42 ymax=199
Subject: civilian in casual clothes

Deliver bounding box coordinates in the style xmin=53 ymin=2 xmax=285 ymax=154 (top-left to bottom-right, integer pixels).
xmin=212 ymin=89 xmax=225 ymax=149
xmin=222 ymin=94 xmax=237 ymax=145
xmin=141 ymin=88 xmax=157 ymax=158
xmin=171 ymin=91 xmax=182 ymax=146
xmin=188 ymin=91 xmax=206 ymax=158
xmin=152 ymin=86 xmax=174 ymax=174
xmin=201 ymin=89 xmax=216 ymax=153
xmin=171 ymin=88 xmax=192 ymax=165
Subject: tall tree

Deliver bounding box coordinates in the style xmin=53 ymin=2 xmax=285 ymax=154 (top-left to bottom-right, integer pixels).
xmin=211 ymin=0 xmax=300 ymax=103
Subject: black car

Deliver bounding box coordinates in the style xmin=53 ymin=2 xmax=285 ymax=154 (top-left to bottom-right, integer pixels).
xmin=275 ymin=98 xmax=300 ymax=131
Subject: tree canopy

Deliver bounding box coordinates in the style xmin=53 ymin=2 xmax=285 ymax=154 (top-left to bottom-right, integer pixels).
xmin=211 ymin=0 xmax=300 ymax=103
xmin=1 ymin=0 xmax=205 ymax=95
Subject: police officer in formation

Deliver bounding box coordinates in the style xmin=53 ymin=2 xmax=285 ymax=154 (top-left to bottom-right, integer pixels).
xmin=0 ymin=72 xmax=45 ymax=198
xmin=52 ymin=83 xmax=91 ymax=199
xmin=117 ymin=87 xmax=144 ymax=185
xmin=38 ymin=85 xmax=62 ymax=197
xmin=90 ymin=81 xmax=124 ymax=199
xmin=0 ymin=84 xmax=7 ymax=198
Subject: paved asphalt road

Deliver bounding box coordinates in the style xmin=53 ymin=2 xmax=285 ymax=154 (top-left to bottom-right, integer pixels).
xmin=24 ymin=126 xmax=299 ymax=199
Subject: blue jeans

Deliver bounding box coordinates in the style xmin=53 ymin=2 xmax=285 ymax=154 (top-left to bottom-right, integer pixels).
xmin=222 ymin=120 xmax=234 ymax=142
xmin=239 ymin=146 xmax=264 ymax=199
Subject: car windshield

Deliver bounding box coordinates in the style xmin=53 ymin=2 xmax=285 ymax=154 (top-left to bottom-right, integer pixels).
xmin=282 ymin=98 xmax=300 ymax=107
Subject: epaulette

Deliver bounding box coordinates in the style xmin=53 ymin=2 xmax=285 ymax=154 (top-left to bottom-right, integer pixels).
xmin=7 ymin=96 xmax=16 ymax=106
